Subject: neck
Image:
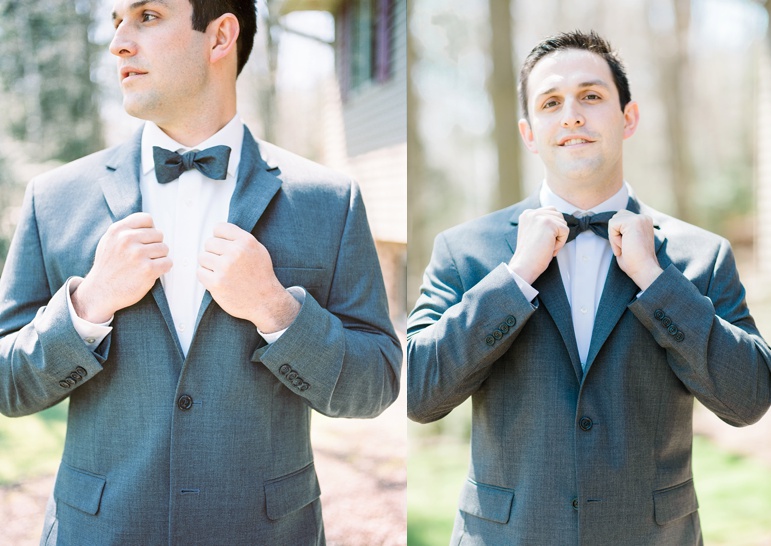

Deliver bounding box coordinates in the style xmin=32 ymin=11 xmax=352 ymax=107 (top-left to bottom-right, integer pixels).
xmin=150 ymin=85 xmax=237 ymax=147
xmin=546 ymin=177 xmax=624 ymax=211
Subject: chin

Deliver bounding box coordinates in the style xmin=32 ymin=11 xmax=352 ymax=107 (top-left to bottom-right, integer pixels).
xmin=122 ymin=94 xmax=160 ymax=122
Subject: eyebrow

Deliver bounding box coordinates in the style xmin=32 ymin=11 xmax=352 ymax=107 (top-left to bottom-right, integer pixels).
xmin=112 ymin=0 xmax=169 ymax=20
xmin=535 ymin=80 xmax=611 ymax=100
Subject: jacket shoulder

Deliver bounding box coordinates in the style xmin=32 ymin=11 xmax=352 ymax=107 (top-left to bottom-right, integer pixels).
xmin=438 ymin=202 xmax=523 ymax=247
xmin=30 ymin=143 xmax=128 ymax=195
xmin=257 ymin=140 xmax=353 ymax=199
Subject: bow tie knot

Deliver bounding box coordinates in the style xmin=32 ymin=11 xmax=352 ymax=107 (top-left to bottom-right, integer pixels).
xmin=153 ymin=145 xmax=232 ymax=184
xmin=563 ymin=211 xmax=617 ymax=242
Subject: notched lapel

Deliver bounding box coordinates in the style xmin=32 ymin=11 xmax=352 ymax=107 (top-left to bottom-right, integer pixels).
xmin=506 ymin=194 xmax=583 ymax=381
xmin=582 ymin=257 xmax=639 ymax=375
xmin=195 ymin=127 xmax=283 ymax=332
xmin=98 ymin=129 xmax=182 ymax=356
xmin=582 ymin=196 xmax=668 ymax=375
xmin=226 ymin=127 xmax=283 ymax=234
xmin=98 ymin=129 xmax=143 ymax=221
xmin=533 ymin=260 xmax=584 ymax=381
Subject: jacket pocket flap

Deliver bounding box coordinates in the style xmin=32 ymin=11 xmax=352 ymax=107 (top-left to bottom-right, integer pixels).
xmin=458 ymin=479 xmax=514 ymax=524
xmin=264 ymin=462 xmax=321 ymax=521
xmin=653 ymin=478 xmax=698 ymax=525
xmin=54 ymin=463 xmax=106 ymax=516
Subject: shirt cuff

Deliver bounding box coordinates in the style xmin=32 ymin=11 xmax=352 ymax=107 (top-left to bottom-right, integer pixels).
xmin=504 ymin=263 xmax=539 ymax=302
xmin=258 ymin=287 xmax=306 ymax=344
xmin=66 ymin=277 xmax=113 ymax=351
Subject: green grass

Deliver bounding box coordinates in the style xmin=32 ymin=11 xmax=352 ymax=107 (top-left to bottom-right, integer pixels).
xmin=0 ymin=400 xmax=68 ymax=485
xmin=692 ymin=434 xmax=771 ymax=545
xmin=408 ymin=430 xmax=771 ymax=546
xmin=407 ymin=431 xmax=469 ymax=546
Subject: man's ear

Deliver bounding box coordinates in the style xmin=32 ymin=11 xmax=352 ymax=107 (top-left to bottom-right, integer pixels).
xmin=208 ymin=13 xmax=240 ymax=66
xmin=622 ymin=101 xmax=640 ymax=140
xmin=518 ymin=118 xmax=538 ymax=154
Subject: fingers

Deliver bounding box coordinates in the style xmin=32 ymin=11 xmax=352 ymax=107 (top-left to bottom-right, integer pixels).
xmin=120 ymin=212 xmax=156 ymax=229
xmin=203 ymin=236 xmax=230 ymax=255
xmin=198 ymin=250 xmax=217 ymax=272
xmin=212 ymin=222 xmax=247 ymax=240
xmin=145 ymin=242 xmax=170 ymax=260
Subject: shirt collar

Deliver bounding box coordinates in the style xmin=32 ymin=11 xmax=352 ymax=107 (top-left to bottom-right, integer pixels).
xmin=141 ymin=114 xmax=244 ymax=179
xmin=539 ymin=181 xmax=630 ymax=216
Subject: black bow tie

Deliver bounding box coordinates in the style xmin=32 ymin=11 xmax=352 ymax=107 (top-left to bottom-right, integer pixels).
xmin=563 ymin=211 xmax=617 ymax=242
xmin=153 ymin=145 xmax=231 ymax=184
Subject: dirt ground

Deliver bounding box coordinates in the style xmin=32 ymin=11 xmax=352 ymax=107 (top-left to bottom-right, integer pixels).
xmin=0 ymin=349 xmax=407 ymax=546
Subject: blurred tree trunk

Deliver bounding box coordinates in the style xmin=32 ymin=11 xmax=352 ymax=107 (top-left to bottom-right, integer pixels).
xmin=0 ymin=0 xmax=103 ymax=161
xmin=407 ymin=0 xmax=426 ymax=306
xmin=261 ymin=2 xmax=281 ymax=144
xmin=766 ymin=0 xmax=771 ymax=48
xmin=487 ymin=0 xmax=521 ymax=209
xmin=651 ymin=0 xmax=694 ymax=222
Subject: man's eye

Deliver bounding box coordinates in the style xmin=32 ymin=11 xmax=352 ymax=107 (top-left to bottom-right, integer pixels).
xmin=584 ymin=93 xmax=600 ymax=100
xmin=543 ymin=100 xmax=559 ymax=109
xmin=142 ymin=12 xmax=158 ymax=22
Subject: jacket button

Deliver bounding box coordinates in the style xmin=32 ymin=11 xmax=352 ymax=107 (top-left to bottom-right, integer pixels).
xmin=59 ymin=381 xmax=70 ymax=389
xmin=674 ymin=331 xmax=685 ymax=342
xmin=492 ymin=330 xmax=503 ymax=340
xmin=572 ymin=498 xmax=579 ymax=510
xmin=279 ymin=364 xmax=291 ymax=375
xmin=76 ymin=366 xmax=88 ymax=377
xmin=506 ymin=315 xmax=516 ymax=327
xmin=287 ymin=371 xmax=298 ymax=381
xmin=65 ymin=377 xmax=76 ymax=387
xmin=292 ymin=377 xmax=303 ymax=387
xmin=668 ymin=324 xmax=678 ymax=336
xmin=579 ymin=417 xmax=593 ymax=431
xmin=654 ymin=309 xmax=665 ymax=321
xmin=661 ymin=316 xmax=672 ymax=328
xmin=498 ymin=323 xmax=509 ymax=334
xmin=70 ymin=372 xmax=82 ymax=382
xmin=485 ymin=335 xmax=495 ymax=346
xmin=178 ymin=394 xmax=193 ymax=411
xmin=299 ymin=382 xmax=310 ymax=391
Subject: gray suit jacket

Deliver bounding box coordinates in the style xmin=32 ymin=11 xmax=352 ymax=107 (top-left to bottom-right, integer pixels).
xmin=0 ymin=127 xmax=401 ymax=545
xmin=407 ymin=193 xmax=771 ymax=546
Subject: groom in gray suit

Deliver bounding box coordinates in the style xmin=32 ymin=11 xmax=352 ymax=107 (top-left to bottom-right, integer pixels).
xmin=408 ymin=30 xmax=771 ymax=545
xmin=0 ymin=0 xmax=401 ymax=544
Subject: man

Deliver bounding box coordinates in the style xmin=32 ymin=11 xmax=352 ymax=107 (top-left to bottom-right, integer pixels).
xmin=407 ymin=30 xmax=771 ymax=545
xmin=0 ymin=1 xmax=401 ymax=544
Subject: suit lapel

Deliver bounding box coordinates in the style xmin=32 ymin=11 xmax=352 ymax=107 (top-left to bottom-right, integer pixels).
xmin=534 ymin=260 xmax=584 ymax=381
xmin=99 ymin=128 xmax=185 ymax=358
xmin=582 ymin=195 xmax=667 ymax=376
xmin=506 ymin=193 xmax=583 ymax=381
xmin=98 ymin=129 xmax=143 ymax=221
xmin=194 ymin=127 xmax=283 ymax=330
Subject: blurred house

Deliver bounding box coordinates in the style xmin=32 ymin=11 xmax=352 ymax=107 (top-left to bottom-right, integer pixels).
xmin=279 ymin=0 xmax=407 ymax=329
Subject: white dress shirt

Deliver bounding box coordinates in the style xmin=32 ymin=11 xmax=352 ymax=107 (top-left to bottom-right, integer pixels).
xmin=67 ymin=115 xmax=295 ymax=356
xmin=508 ymin=182 xmax=630 ymax=367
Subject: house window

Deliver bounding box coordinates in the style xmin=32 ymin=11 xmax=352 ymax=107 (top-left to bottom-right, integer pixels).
xmin=339 ymin=0 xmax=394 ymax=98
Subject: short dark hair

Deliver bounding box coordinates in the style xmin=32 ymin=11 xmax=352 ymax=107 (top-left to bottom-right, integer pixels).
xmin=189 ymin=0 xmax=257 ymax=75
xmin=519 ymin=30 xmax=631 ymax=122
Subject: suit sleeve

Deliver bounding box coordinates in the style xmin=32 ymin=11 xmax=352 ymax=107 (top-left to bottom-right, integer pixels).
xmin=251 ymin=181 xmax=402 ymax=418
xmin=0 ymin=180 xmax=109 ymax=417
xmin=629 ymin=240 xmax=771 ymax=426
xmin=406 ymin=232 xmax=537 ymax=424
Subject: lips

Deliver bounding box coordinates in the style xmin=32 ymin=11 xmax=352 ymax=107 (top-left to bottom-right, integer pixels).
xmin=120 ymin=66 xmax=147 ymax=82
xmin=558 ymin=136 xmax=595 ymax=147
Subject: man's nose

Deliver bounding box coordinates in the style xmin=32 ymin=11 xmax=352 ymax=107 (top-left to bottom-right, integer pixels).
xmin=561 ymin=98 xmax=585 ymax=128
xmin=109 ymin=23 xmax=137 ymax=57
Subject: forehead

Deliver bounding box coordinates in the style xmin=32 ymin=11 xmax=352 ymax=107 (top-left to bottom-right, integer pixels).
xmin=111 ymin=0 xmax=183 ymax=17
xmin=527 ymin=49 xmax=615 ymax=97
